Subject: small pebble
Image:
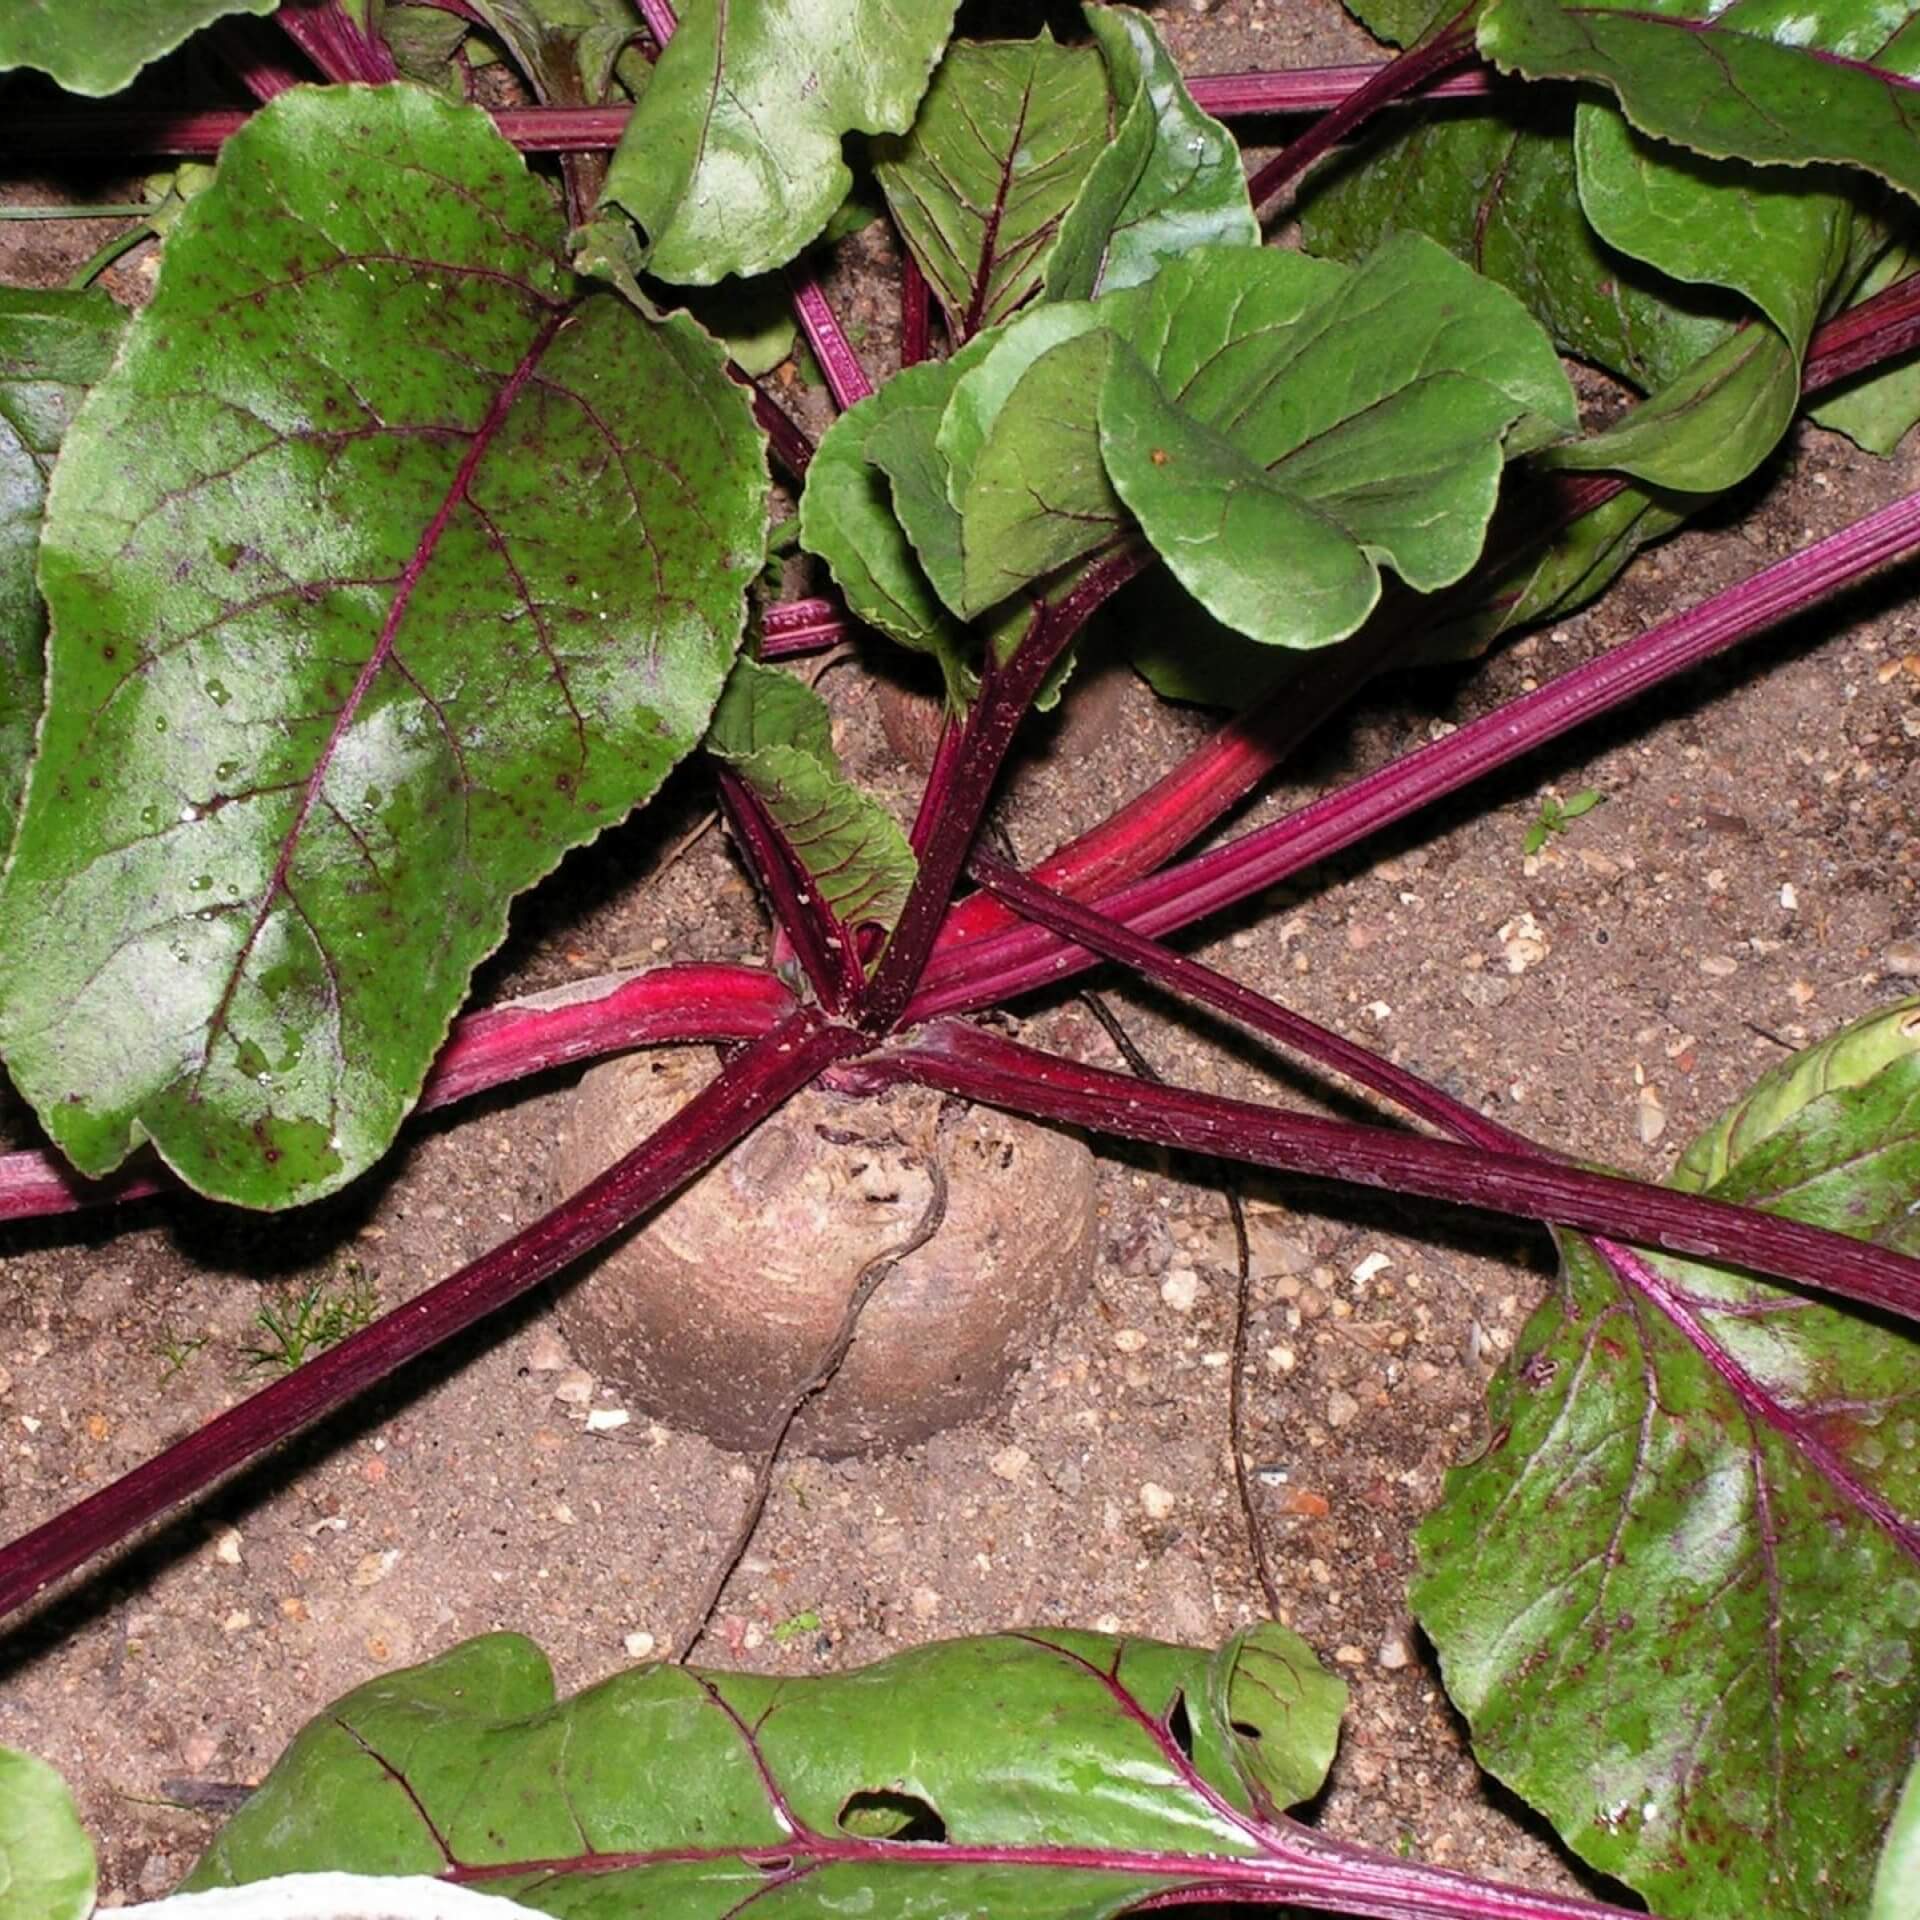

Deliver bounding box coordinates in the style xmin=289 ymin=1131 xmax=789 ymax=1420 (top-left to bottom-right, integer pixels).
xmin=623 ymin=1631 xmax=656 ymax=1660
xmin=220 ymin=1610 xmax=251 ymax=1636
xmin=212 ymin=1527 xmax=242 ymax=1566
xmin=1265 ymin=1344 xmax=1296 ymax=1374
xmin=1326 ymin=1388 xmax=1360 ymax=1429
xmin=525 ymin=1328 xmax=572 ymax=1372
xmin=1888 ymin=939 xmax=1920 ymax=977
xmin=553 ymin=1368 xmax=595 ymax=1405
xmin=1334 ymin=1645 xmax=1367 ymax=1666
xmin=1160 ymin=1267 xmax=1201 ymax=1313
xmin=910 ymin=1586 xmax=941 ymax=1622
xmin=1139 ymin=1482 xmax=1178 ymax=1520
xmin=1699 ymin=954 xmax=1739 ymax=978
xmin=1113 ymin=1328 xmax=1148 ymax=1353
xmin=1636 ymin=1086 xmax=1668 ymax=1146
xmin=989 ymin=1444 xmax=1031 ymax=1483
xmin=1378 ymin=1632 xmax=1414 ymax=1671
xmin=585 ymin=1407 xmax=630 ymax=1433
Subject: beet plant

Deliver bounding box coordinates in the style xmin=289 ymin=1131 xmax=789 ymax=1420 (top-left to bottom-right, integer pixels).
xmin=0 ymin=2 xmax=1918 ymax=1918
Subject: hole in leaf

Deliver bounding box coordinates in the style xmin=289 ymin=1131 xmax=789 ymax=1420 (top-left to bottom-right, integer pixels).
xmin=838 ymin=1789 xmax=947 ymax=1844
xmin=1166 ymin=1689 xmax=1195 ymax=1759
xmin=1230 ymin=1720 xmax=1262 ymax=1740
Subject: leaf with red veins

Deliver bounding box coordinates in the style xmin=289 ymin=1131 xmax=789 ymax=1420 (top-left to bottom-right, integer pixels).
xmin=873 ymin=35 xmax=1111 ymax=342
xmin=1416 ymin=998 xmax=1920 ymax=1920
xmin=0 ymin=86 xmax=767 ymax=1210
xmin=180 ymin=1626 xmax=1351 ymax=1918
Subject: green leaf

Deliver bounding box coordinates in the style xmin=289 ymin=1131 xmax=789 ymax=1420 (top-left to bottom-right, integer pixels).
xmin=797 ymin=356 xmax=975 ymax=701
xmin=600 ymin=0 xmax=961 ymax=285
xmin=0 ymin=86 xmax=766 ymax=1210
xmin=1300 ymin=95 xmax=1738 ymax=399
xmin=469 ymin=0 xmax=649 ymax=105
xmin=1343 ymin=0 xmax=1472 ymax=44
xmin=1810 ymin=233 xmax=1920 ymax=455
xmin=1479 ymin=0 xmax=1920 ymax=204
xmin=384 ymin=5 xmax=476 ymax=95
xmin=1212 ymin=1622 xmax=1348 ymax=1814
xmin=1669 ymin=996 xmax=1920 ymax=1193
xmin=184 ymin=1626 xmax=1346 ymax=1913
xmin=941 ymin=303 xmax=1129 ymax=615
xmin=1416 ymin=999 xmax=1920 ymax=1920
xmin=0 ymin=0 xmax=275 ymax=96
xmin=1046 ymin=5 xmax=1257 ymax=302
xmin=0 ymin=1747 xmax=95 ymax=1920
xmin=679 ymin=277 xmax=798 ymax=379
xmin=1874 ymin=1754 xmax=1920 ymax=1920
xmin=873 ymin=35 xmax=1111 ymax=342
xmin=0 ymin=288 xmax=124 ymax=855
xmin=1545 ymin=319 xmax=1801 ymax=490
xmin=1099 ymin=236 xmax=1574 ymax=649
xmin=708 ymin=658 xmax=917 ymax=930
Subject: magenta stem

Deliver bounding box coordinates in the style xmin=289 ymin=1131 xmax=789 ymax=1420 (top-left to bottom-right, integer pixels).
xmin=760 ymin=596 xmax=848 ymax=657
xmin=713 ymin=764 xmax=857 ymax=1011
xmin=275 ymin=0 xmax=396 ymax=82
xmin=0 ymin=64 xmax=1497 ymax=160
xmin=902 ymin=252 xmax=933 ymax=367
xmin=887 ymin=1020 xmax=1920 ymax=1324
xmin=789 ymin=268 xmax=875 ymax=408
xmin=911 ymin=489 xmax=1920 ymax=1019
xmin=0 ymin=963 xmax=794 ymax=1225
xmin=0 ymin=1010 xmax=857 ymax=1625
xmin=968 ymin=852 xmax=1528 ymax=1155
xmin=861 ymin=547 xmax=1151 ymax=1031
xmin=1247 ymin=20 xmax=1479 ymax=211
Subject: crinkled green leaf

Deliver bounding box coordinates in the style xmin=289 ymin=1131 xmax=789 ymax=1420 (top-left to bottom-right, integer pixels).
xmin=0 ymin=288 xmax=124 ymax=854
xmin=384 ymin=5 xmax=476 ymax=95
xmin=1479 ymin=0 xmax=1920 ymax=204
xmin=708 ymin=658 xmax=916 ymax=930
xmin=797 ymin=357 xmax=974 ymax=702
xmin=0 ymin=1747 xmax=95 ymax=1920
xmin=1098 ymin=236 xmax=1573 ymax=650
xmin=1416 ymin=999 xmax=1920 ymax=1920
xmin=874 ymin=35 xmax=1111 ymax=341
xmin=1046 ymin=5 xmax=1256 ymax=302
xmin=184 ymin=1626 xmax=1346 ymax=1917
xmin=0 ymin=0 xmax=275 ymax=96
xmin=0 ymin=86 xmax=766 ymax=1210
xmin=1874 ymin=1754 xmax=1920 ymax=1920
xmin=600 ymin=0 xmax=960 ymax=285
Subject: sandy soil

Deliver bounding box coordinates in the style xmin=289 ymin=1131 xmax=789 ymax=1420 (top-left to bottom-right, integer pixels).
xmin=3 ymin=1 xmax=1918 ymax=1908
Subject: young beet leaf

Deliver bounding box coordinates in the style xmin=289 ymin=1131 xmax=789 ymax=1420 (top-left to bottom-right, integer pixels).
xmin=1416 ymin=999 xmax=1920 ymax=1920
xmin=0 ymin=288 xmax=124 ymax=849
xmin=0 ymin=87 xmax=767 ymax=1210
xmin=1098 ymin=234 xmax=1575 ymax=648
xmin=598 ymin=0 xmax=961 ymax=285
xmin=1045 ymin=5 xmax=1256 ymax=301
xmin=872 ymin=34 xmax=1111 ymax=342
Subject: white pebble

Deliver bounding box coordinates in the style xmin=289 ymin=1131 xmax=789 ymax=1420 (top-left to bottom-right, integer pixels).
xmin=1160 ymin=1267 xmax=1201 ymax=1313
xmin=623 ymin=1630 xmax=656 ymax=1660
xmin=585 ymin=1407 xmax=630 ymax=1433
xmin=1139 ymin=1482 xmax=1178 ymax=1520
